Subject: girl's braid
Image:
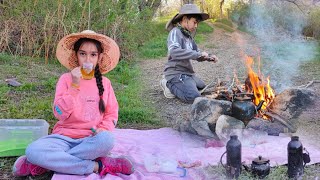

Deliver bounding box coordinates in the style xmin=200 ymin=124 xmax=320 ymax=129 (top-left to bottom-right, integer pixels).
xmin=94 ymin=64 xmax=105 ymax=113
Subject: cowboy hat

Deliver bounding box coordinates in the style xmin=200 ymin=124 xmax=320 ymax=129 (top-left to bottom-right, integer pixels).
xmin=165 ymin=4 xmax=209 ymax=31
xmin=56 ymin=30 xmax=120 ymax=74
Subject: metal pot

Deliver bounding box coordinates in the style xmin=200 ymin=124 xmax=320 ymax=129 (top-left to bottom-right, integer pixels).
xmin=251 ymin=156 xmax=270 ymax=179
xmin=231 ymin=93 xmax=264 ymax=124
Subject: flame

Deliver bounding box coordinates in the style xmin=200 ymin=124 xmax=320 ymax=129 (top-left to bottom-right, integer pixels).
xmin=245 ymin=55 xmax=275 ymax=111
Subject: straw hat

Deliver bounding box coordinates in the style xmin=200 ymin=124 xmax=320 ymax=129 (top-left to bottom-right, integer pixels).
xmin=56 ymin=30 xmax=120 ymax=74
xmin=165 ymin=4 xmax=209 ymax=31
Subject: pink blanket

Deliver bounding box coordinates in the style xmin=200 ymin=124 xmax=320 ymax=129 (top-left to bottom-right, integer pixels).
xmin=52 ymin=128 xmax=320 ymax=180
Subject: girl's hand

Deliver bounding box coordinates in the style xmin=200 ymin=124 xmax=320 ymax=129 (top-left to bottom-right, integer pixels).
xmin=95 ymin=128 xmax=106 ymax=133
xmin=71 ymin=67 xmax=81 ymax=85
xmin=92 ymin=128 xmax=107 ymax=135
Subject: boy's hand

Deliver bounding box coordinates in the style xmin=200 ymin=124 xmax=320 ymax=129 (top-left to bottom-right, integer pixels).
xmin=197 ymin=51 xmax=209 ymax=62
xmin=207 ymin=55 xmax=218 ymax=63
xmin=201 ymin=51 xmax=209 ymax=58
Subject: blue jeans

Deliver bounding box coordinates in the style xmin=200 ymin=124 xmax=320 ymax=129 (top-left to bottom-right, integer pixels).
xmin=25 ymin=131 xmax=114 ymax=175
xmin=167 ymin=74 xmax=205 ymax=103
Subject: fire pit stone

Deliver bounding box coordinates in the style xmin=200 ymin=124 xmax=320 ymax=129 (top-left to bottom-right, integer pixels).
xmin=189 ymin=97 xmax=232 ymax=138
xmin=187 ymin=87 xmax=317 ymax=138
xmin=215 ymin=115 xmax=245 ymax=140
xmin=246 ymin=118 xmax=293 ymax=136
xmin=270 ymin=88 xmax=317 ymax=121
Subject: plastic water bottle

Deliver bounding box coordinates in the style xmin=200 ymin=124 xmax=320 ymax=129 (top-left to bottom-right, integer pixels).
xmin=288 ymin=136 xmax=304 ymax=179
xmin=143 ymin=155 xmax=187 ymax=177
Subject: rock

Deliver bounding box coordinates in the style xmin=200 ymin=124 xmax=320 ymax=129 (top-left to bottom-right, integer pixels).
xmin=246 ymin=118 xmax=295 ymax=136
xmin=270 ymin=88 xmax=317 ymax=121
xmin=191 ymin=120 xmax=216 ymax=138
xmin=189 ymin=97 xmax=232 ymax=138
xmin=215 ymin=115 xmax=245 ymax=140
xmin=5 ymin=78 xmax=22 ymax=87
xmin=178 ymin=117 xmax=198 ymax=135
xmin=188 ymin=88 xmax=315 ymax=138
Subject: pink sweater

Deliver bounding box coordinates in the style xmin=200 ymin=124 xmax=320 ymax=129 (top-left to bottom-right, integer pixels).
xmin=52 ymin=73 xmax=118 ymax=139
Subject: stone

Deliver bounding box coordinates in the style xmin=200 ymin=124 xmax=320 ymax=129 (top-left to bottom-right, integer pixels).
xmin=215 ymin=115 xmax=245 ymax=141
xmin=270 ymin=88 xmax=317 ymax=122
xmin=188 ymin=88 xmax=316 ymax=137
xmin=246 ymin=118 xmax=295 ymax=136
xmin=189 ymin=97 xmax=232 ymax=138
xmin=5 ymin=78 xmax=22 ymax=87
xmin=191 ymin=119 xmax=217 ymax=138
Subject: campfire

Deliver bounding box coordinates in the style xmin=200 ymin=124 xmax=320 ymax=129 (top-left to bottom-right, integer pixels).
xmin=245 ymin=55 xmax=275 ymax=112
xmin=203 ymin=55 xmax=296 ymax=132
xmin=205 ymin=55 xmax=276 ymax=119
xmin=188 ymin=55 xmax=317 ymax=139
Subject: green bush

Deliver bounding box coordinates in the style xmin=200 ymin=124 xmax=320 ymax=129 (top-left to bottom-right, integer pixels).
xmin=306 ymin=7 xmax=320 ymax=39
xmin=0 ymin=0 xmax=160 ymax=61
xmin=229 ymin=2 xmax=252 ymax=28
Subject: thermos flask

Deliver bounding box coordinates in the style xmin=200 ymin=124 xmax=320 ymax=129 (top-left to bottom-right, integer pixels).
xmin=226 ymin=135 xmax=242 ymax=179
xmin=288 ymin=136 xmax=304 ymax=179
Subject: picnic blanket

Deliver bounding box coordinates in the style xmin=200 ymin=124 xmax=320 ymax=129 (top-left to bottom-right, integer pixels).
xmin=52 ymin=128 xmax=320 ymax=180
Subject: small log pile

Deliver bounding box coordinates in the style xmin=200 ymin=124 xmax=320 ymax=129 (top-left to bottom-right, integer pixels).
xmin=201 ymin=78 xmax=246 ymax=101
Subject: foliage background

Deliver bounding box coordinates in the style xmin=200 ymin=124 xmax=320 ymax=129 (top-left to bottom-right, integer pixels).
xmin=0 ymin=0 xmax=161 ymax=61
xmin=1 ymin=0 xmax=320 ymax=62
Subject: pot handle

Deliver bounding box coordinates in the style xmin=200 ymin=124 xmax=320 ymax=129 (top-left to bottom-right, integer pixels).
xmin=242 ymin=164 xmax=251 ymax=172
xmin=303 ymin=148 xmax=311 ymax=167
xmin=233 ymin=93 xmax=254 ymax=102
xmin=220 ymin=151 xmax=227 ymax=169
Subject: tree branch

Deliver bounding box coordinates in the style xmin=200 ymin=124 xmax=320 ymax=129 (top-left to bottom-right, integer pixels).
xmin=281 ymin=0 xmax=307 ymax=14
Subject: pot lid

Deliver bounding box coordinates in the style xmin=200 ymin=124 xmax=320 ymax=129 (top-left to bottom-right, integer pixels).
xmin=234 ymin=93 xmax=253 ymax=101
xmin=252 ymin=155 xmax=270 ymax=164
xmin=234 ymin=96 xmax=252 ymax=101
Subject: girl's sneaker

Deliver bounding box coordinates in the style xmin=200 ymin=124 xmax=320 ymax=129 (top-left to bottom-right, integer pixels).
xmin=12 ymin=155 xmax=48 ymax=176
xmin=97 ymin=156 xmax=134 ymax=176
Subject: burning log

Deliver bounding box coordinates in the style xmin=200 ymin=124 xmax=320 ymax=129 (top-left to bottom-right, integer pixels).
xmin=236 ymin=85 xmax=244 ymax=93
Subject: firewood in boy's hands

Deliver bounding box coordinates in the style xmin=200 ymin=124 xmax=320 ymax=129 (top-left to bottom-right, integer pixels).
xmin=207 ymin=54 xmax=218 ymax=63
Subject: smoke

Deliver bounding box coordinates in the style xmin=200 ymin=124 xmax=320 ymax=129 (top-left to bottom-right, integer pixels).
xmin=244 ymin=1 xmax=318 ymax=92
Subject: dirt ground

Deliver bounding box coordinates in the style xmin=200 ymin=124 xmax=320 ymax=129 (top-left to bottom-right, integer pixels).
xmin=138 ymin=25 xmax=320 ymax=150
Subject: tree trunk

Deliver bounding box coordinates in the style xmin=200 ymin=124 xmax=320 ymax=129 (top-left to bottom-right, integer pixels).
xmin=220 ymin=0 xmax=225 ymax=19
xmin=182 ymin=0 xmax=194 ymax=4
xmin=200 ymin=0 xmax=205 ymax=11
